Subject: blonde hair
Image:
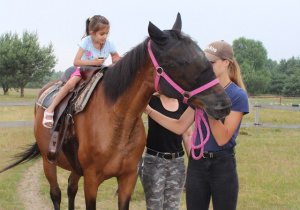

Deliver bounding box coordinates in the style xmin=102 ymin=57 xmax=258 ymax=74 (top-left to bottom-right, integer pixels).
xmin=228 ymin=58 xmax=247 ymax=92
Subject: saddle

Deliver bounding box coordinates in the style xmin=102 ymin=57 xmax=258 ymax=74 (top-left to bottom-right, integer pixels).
xmin=37 ymin=66 xmax=106 ymax=173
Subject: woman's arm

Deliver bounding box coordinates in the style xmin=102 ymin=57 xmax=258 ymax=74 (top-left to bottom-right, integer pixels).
xmin=73 ymin=47 xmax=104 ymax=67
xmin=182 ymin=125 xmax=193 ymax=158
xmin=208 ymin=110 xmax=243 ymax=146
xmin=145 ymin=105 xmax=195 ymax=135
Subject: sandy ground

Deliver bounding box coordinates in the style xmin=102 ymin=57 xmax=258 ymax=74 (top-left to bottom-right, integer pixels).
xmin=18 ymin=160 xmax=53 ymax=210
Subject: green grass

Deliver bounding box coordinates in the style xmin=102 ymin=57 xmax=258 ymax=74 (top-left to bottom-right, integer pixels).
xmin=0 ymin=127 xmax=36 ymax=210
xmin=237 ymin=127 xmax=300 ymax=209
xmin=0 ymin=106 xmax=35 ymax=122
xmin=242 ymin=107 xmax=300 ymax=124
xmin=1 ymin=92 xmax=300 ymax=209
xmin=0 ymin=88 xmax=39 ymax=102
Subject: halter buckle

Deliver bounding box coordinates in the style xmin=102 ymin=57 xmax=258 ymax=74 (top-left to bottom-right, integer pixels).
xmin=183 ymin=91 xmax=190 ymax=99
xmin=156 ymin=67 xmax=163 ymax=75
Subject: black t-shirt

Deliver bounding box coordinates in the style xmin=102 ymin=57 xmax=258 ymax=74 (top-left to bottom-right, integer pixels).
xmin=146 ymin=95 xmax=188 ymax=153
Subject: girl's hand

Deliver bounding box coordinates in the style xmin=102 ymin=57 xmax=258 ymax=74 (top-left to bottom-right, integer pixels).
xmin=94 ymin=57 xmax=105 ymax=66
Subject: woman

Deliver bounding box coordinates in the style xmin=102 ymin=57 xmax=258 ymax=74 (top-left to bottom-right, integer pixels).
xmin=144 ymin=40 xmax=249 ymax=210
xmin=142 ymin=94 xmax=192 ymax=210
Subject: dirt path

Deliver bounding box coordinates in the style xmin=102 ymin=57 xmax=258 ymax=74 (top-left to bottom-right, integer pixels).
xmin=18 ymin=160 xmax=52 ymax=210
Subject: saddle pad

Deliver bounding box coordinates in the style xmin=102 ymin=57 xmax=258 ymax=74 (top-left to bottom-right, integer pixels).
xmin=74 ymin=71 xmax=104 ymax=114
xmin=36 ymin=81 xmax=64 ymax=109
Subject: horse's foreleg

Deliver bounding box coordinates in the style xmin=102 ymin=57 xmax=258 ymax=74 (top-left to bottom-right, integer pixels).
xmin=67 ymin=172 xmax=81 ymax=210
xmin=117 ymin=171 xmax=137 ymax=210
xmin=43 ymin=158 xmax=61 ymax=210
xmin=83 ymin=171 xmax=101 ymax=210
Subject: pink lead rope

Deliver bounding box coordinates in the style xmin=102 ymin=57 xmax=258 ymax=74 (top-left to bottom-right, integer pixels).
xmin=147 ymin=40 xmax=216 ymax=159
xmin=190 ymin=109 xmax=210 ymax=160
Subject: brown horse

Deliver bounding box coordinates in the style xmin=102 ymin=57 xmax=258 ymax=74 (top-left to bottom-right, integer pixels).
xmin=0 ymin=13 xmax=231 ymax=209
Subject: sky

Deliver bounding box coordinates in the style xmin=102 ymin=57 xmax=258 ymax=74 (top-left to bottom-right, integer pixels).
xmin=1 ymin=0 xmax=299 ymax=72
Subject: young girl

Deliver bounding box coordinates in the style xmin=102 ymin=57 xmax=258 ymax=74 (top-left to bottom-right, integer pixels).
xmin=144 ymin=40 xmax=249 ymax=210
xmin=43 ymin=15 xmax=121 ymax=128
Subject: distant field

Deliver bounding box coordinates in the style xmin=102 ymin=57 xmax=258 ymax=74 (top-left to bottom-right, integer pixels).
xmin=0 ymin=88 xmax=39 ymax=102
xmin=0 ymin=91 xmax=299 ymax=209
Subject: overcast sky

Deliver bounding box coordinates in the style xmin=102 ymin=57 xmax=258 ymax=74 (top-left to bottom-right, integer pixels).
xmin=1 ymin=0 xmax=299 ymax=71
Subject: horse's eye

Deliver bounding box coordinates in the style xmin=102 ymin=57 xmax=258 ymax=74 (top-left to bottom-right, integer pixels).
xmin=177 ymin=60 xmax=189 ymax=66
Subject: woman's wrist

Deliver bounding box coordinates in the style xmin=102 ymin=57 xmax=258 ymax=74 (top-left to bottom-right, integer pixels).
xmin=148 ymin=109 xmax=153 ymax=115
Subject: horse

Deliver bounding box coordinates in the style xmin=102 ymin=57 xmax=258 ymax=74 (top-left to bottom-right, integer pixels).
xmin=0 ymin=13 xmax=232 ymax=210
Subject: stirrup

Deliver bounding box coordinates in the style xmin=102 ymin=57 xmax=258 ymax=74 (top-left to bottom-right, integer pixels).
xmin=43 ymin=111 xmax=54 ymax=128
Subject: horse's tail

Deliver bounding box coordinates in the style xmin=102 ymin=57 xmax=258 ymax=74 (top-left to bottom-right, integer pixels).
xmin=0 ymin=142 xmax=41 ymax=173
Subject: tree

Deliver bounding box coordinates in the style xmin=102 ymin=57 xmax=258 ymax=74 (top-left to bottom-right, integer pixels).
xmin=0 ymin=32 xmax=18 ymax=95
xmin=0 ymin=31 xmax=57 ymax=97
xmin=26 ymin=70 xmax=63 ymax=88
xmin=280 ymin=57 xmax=300 ymax=96
xmin=233 ymin=37 xmax=270 ymax=94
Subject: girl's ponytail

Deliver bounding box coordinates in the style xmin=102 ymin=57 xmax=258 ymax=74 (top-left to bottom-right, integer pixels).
xmin=84 ymin=17 xmax=91 ymax=37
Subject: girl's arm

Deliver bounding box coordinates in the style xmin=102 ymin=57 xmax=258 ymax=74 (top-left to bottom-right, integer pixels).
xmin=145 ymin=105 xmax=195 ymax=135
xmin=182 ymin=125 xmax=193 ymax=158
xmin=73 ymin=47 xmax=104 ymax=67
xmin=111 ymin=52 xmax=121 ymax=64
xmin=208 ymin=110 xmax=243 ymax=146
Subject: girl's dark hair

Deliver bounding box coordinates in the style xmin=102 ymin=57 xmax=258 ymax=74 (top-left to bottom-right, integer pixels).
xmin=84 ymin=15 xmax=110 ymax=37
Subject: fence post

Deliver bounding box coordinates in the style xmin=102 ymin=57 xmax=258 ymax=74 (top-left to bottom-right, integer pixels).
xmin=254 ymin=102 xmax=261 ymax=127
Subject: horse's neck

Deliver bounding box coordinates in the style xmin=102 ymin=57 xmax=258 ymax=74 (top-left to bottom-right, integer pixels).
xmin=114 ymin=63 xmax=156 ymax=119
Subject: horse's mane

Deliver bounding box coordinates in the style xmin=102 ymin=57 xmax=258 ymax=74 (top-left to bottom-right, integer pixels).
xmin=102 ymin=30 xmax=192 ymax=103
xmin=103 ymin=37 xmax=150 ymax=103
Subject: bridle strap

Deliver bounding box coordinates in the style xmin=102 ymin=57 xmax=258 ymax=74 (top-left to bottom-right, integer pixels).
xmin=148 ymin=39 xmax=217 ymax=159
xmin=147 ymin=40 xmax=219 ymax=103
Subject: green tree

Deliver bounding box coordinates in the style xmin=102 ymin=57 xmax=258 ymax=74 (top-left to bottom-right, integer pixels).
xmin=26 ymin=70 xmax=63 ymax=88
xmin=233 ymin=37 xmax=270 ymax=94
xmin=0 ymin=31 xmax=57 ymax=97
xmin=279 ymin=57 xmax=300 ymax=96
xmin=0 ymin=32 xmax=18 ymax=95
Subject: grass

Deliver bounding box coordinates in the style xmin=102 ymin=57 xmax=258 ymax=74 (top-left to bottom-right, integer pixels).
xmin=0 ymin=91 xmax=300 ymax=209
xmin=0 ymin=127 xmax=36 ymax=210
xmin=242 ymin=106 xmax=300 ymax=124
xmin=0 ymin=88 xmax=39 ymax=102
xmin=236 ymin=127 xmax=300 ymax=209
xmin=0 ymin=106 xmax=35 ymax=122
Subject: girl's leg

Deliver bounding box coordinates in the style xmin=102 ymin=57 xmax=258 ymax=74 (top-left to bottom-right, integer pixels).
xmin=43 ymin=74 xmax=81 ymax=127
xmin=163 ymin=157 xmax=186 ymax=210
xmin=141 ymin=154 xmax=166 ymax=210
xmin=210 ymin=154 xmax=239 ymax=210
xmin=186 ymin=157 xmax=211 ymax=210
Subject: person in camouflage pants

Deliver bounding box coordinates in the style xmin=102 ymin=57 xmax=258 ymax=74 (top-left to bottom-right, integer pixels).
xmin=141 ymin=153 xmax=186 ymax=209
xmin=141 ymin=94 xmax=192 ymax=210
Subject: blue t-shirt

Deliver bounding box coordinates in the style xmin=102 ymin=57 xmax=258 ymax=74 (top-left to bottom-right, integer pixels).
xmin=78 ymin=36 xmax=117 ymax=65
xmin=195 ymin=82 xmax=249 ymax=151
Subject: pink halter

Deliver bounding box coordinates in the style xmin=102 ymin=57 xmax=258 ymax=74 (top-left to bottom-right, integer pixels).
xmin=147 ymin=40 xmax=219 ymax=104
xmin=148 ymin=40 xmax=215 ymax=159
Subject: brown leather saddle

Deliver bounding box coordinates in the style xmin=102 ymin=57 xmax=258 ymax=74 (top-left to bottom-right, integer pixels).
xmin=44 ymin=66 xmax=106 ymax=174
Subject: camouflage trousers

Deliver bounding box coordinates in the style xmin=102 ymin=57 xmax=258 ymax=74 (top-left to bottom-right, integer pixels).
xmin=141 ymin=153 xmax=186 ymax=210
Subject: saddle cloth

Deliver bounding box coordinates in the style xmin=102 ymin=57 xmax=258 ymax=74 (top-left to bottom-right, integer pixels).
xmin=36 ymin=70 xmax=104 ymax=114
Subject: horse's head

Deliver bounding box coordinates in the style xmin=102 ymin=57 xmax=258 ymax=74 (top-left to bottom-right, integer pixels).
xmin=148 ymin=13 xmax=231 ymax=120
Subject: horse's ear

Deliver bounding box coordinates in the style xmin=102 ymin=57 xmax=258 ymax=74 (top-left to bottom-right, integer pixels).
xmin=172 ymin=13 xmax=182 ymax=32
xmin=148 ymin=21 xmax=168 ymax=45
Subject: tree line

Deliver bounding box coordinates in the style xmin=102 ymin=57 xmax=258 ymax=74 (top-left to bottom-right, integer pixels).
xmin=0 ymin=31 xmax=299 ymax=97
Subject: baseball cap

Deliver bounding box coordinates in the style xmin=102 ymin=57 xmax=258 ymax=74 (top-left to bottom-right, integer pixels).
xmin=204 ymin=40 xmax=233 ymax=62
